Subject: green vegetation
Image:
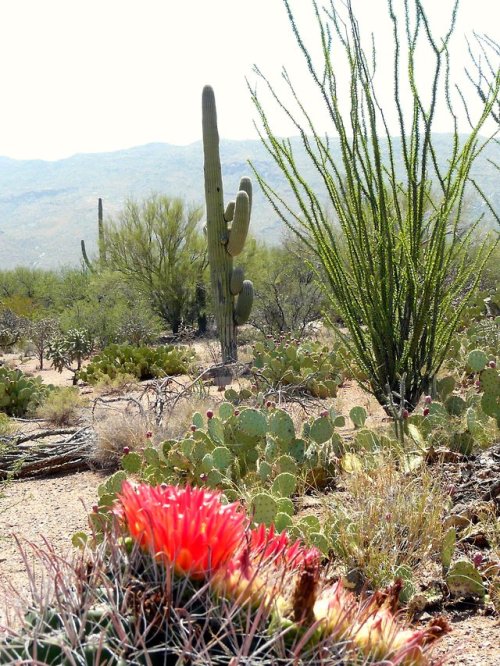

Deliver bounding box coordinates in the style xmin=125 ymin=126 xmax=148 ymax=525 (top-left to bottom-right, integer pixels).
xmin=104 ymin=195 xmax=206 ymax=335
xmin=250 ymin=0 xmax=499 ymax=413
xmin=0 ymin=367 xmax=53 ymax=417
xmin=0 ymin=2 xmax=499 ymax=664
xmin=81 ymin=197 xmax=106 ymax=272
xmin=77 ymin=343 xmax=195 ymax=384
xmin=251 ymin=334 xmax=344 ymax=397
xmin=35 ymin=387 xmax=87 ymax=426
xmin=202 ymin=86 xmax=254 ymax=362
xmin=47 ymin=329 xmax=93 ymax=383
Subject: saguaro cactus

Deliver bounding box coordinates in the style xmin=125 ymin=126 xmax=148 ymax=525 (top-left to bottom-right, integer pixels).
xmin=202 ymin=85 xmax=254 ymax=363
xmin=81 ymin=198 xmax=106 ymax=271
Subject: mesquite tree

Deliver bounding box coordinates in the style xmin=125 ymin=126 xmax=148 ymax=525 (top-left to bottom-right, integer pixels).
xmin=202 ymin=85 xmax=254 ymax=363
xmin=105 ymin=195 xmax=206 ymax=336
xmin=249 ymin=0 xmax=499 ymax=413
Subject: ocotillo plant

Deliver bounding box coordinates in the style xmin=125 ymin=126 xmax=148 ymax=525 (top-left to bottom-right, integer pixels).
xmin=249 ymin=0 xmax=499 ymax=412
xmin=202 ymin=85 xmax=254 ymax=364
xmin=81 ymin=197 xmax=106 ymax=272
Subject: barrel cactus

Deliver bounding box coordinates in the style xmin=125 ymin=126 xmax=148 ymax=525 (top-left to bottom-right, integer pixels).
xmin=202 ymin=85 xmax=254 ymax=363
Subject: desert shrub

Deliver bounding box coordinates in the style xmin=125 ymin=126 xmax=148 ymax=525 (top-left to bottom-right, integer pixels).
xmin=250 ymin=238 xmax=325 ymax=337
xmin=0 ymin=267 xmax=61 ymax=317
xmin=251 ymin=335 xmax=343 ymax=398
xmin=104 ymin=195 xmax=207 ymax=335
xmin=35 ymin=387 xmax=87 ymax=426
xmin=78 ymin=343 xmax=195 ymax=384
xmin=115 ymin=307 xmax=163 ymax=346
xmin=0 ymin=484 xmax=448 ymax=665
xmin=92 ymin=371 xmax=138 ymax=395
xmin=0 ymin=367 xmax=53 ymax=417
xmin=0 ymin=309 xmax=28 ymax=352
xmin=58 ymin=271 xmax=140 ymax=348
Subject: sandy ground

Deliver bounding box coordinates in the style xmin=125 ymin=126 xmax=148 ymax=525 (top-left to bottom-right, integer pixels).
xmin=0 ymin=470 xmax=105 ymax=629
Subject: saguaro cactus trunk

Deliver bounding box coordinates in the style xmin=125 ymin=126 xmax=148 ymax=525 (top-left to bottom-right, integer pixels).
xmin=202 ymin=85 xmax=254 ymax=364
xmin=81 ymin=198 xmax=106 ymax=272
xmin=97 ymin=198 xmax=107 ymax=264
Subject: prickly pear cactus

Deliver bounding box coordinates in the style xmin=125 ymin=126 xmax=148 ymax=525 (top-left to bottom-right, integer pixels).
xmin=251 ymin=335 xmax=342 ymax=397
xmin=479 ymin=366 xmax=500 ymax=423
xmin=251 ymin=492 xmax=278 ymax=525
xmin=349 ymin=406 xmax=367 ymax=428
xmin=441 ymin=527 xmax=456 ymax=570
xmin=466 ymin=349 xmax=489 ymax=373
xmin=446 ymin=559 xmax=486 ymax=599
xmin=0 ymin=368 xmax=54 ymax=417
xmin=202 ymin=85 xmax=254 ymax=363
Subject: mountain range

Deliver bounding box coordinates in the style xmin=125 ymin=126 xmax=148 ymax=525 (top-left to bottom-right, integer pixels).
xmin=0 ymin=135 xmax=498 ymax=269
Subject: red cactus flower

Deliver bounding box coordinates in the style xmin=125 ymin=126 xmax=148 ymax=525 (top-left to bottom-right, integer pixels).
xmin=246 ymin=523 xmax=320 ymax=570
xmin=116 ymin=482 xmax=248 ymax=579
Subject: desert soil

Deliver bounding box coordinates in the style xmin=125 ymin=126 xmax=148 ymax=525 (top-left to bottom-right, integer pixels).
xmin=0 ymin=353 xmax=499 ymax=664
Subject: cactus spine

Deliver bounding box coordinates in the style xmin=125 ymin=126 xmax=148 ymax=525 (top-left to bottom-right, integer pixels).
xmin=81 ymin=198 xmax=106 ymax=272
xmin=202 ymin=85 xmax=254 ymax=363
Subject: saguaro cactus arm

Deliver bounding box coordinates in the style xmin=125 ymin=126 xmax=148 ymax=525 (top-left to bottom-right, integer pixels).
xmin=81 ymin=198 xmax=106 ymax=272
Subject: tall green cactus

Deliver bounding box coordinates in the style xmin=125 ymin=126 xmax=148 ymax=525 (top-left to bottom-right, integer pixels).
xmin=202 ymin=85 xmax=254 ymax=364
xmin=81 ymin=198 xmax=106 ymax=272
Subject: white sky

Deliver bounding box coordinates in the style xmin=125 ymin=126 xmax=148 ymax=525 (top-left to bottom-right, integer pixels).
xmin=0 ymin=0 xmax=498 ymax=161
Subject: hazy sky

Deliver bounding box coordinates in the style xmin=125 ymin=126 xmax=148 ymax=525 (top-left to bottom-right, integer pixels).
xmin=0 ymin=0 xmax=498 ymax=161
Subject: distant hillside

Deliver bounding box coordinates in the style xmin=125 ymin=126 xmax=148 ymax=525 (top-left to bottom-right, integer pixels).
xmin=0 ymin=136 xmax=498 ymax=269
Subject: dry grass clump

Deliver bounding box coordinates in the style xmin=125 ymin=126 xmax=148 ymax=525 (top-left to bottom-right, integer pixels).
xmin=322 ymin=457 xmax=447 ymax=590
xmin=92 ymin=412 xmax=155 ymax=469
xmin=91 ymin=390 xmax=222 ymax=469
xmin=475 ymin=508 xmax=500 ymax=613
xmin=160 ymin=396 xmax=218 ymax=440
xmin=35 ymin=387 xmax=88 ymax=426
xmin=0 ymin=412 xmax=15 ymax=436
xmin=92 ymin=372 xmax=138 ymax=395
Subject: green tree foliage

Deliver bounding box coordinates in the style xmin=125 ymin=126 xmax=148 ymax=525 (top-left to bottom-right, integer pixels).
xmin=57 ymin=271 xmax=162 ymax=348
xmin=249 ymin=0 xmax=499 ymax=412
xmin=104 ymin=195 xmax=206 ymax=335
xmin=0 ymin=267 xmax=58 ymax=315
xmin=250 ymin=235 xmax=325 ymax=336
